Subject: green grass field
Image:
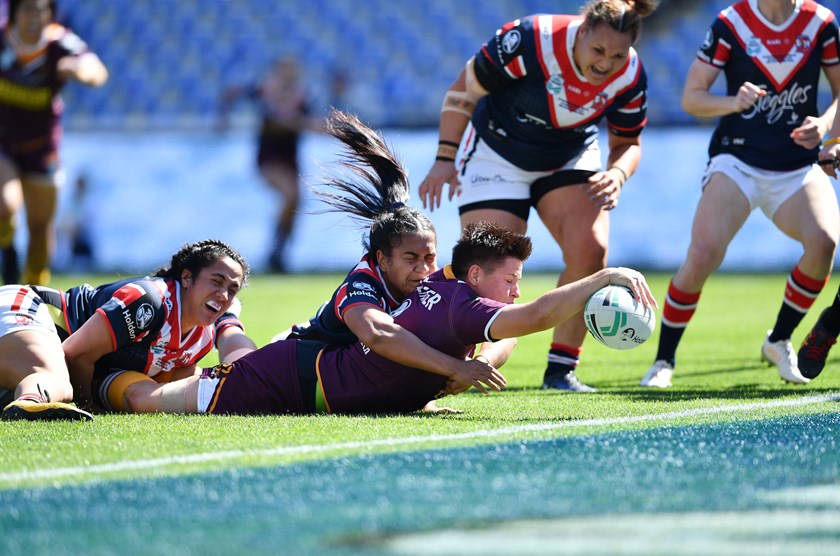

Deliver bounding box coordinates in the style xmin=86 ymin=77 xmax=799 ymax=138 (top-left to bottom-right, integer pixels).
xmin=2 ymin=272 xmax=839 ymax=555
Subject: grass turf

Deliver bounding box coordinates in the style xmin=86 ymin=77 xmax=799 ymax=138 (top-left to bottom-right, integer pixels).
xmin=1 ymin=271 xmax=838 ymax=491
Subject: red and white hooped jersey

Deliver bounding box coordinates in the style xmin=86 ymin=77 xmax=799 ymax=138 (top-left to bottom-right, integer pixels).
xmin=471 ymin=14 xmax=648 ymax=171
xmin=698 ymin=0 xmax=840 ymax=170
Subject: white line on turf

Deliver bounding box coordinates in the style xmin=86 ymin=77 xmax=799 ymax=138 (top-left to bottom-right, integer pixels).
xmin=3 ymin=393 xmax=839 ymax=484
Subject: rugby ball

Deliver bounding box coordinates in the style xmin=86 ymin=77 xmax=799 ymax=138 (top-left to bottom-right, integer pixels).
xmin=584 ymin=285 xmax=655 ymax=350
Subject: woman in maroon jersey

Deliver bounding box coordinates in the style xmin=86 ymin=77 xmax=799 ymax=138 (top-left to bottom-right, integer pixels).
xmin=103 ymin=114 xmax=656 ymax=416
xmin=0 ymin=0 xmax=108 ymax=286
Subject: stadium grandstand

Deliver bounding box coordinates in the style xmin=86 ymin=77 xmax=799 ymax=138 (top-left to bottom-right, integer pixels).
xmin=55 ymin=0 xmax=808 ymax=131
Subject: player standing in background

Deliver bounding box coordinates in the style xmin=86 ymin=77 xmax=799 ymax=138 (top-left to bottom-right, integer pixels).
xmin=419 ymin=0 xmax=659 ymax=392
xmin=642 ymin=0 xmax=840 ymax=388
xmin=219 ymin=58 xmax=318 ymax=274
xmin=796 ymin=92 xmax=840 ymax=379
xmin=0 ymin=0 xmax=107 ymax=285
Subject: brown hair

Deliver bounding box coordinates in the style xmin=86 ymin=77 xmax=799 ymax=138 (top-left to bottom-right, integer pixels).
xmin=451 ymin=221 xmax=533 ymax=280
xmin=581 ymin=0 xmax=659 ymax=44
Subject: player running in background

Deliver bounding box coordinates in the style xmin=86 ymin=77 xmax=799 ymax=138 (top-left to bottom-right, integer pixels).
xmin=419 ymin=0 xmax=659 ymax=392
xmin=0 ymin=0 xmax=108 ymax=285
xmin=642 ymin=0 xmax=840 ymax=388
xmin=219 ymin=58 xmax=319 ymax=273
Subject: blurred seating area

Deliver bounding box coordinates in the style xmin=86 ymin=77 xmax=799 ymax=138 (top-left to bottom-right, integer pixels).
xmin=55 ymin=0 xmax=835 ymax=130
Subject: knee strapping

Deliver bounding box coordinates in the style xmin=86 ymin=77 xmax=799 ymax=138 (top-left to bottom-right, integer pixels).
xmin=100 ymin=371 xmax=154 ymax=412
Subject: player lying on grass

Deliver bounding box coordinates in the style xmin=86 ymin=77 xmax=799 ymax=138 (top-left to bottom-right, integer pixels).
xmin=0 ymin=240 xmax=255 ymax=420
xmin=99 ymin=123 xmax=656 ymax=415
xmin=273 ymin=110 xmax=513 ymax=411
xmin=0 ymin=285 xmax=92 ymax=420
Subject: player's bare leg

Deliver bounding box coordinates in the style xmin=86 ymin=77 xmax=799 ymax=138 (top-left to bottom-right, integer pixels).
xmin=261 ymin=162 xmax=300 ymax=272
xmin=0 ymin=160 xmax=23 ymax=284
xmin=535 ymin=184 xmax=608 ymax=392
xmin=21 ymin=179 xmax=58 ymax=285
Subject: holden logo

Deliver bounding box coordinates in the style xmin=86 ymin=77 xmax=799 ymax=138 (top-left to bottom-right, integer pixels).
xmin=352 ymin=281 xmax=376 ymax=292
xmin=135 ymin=303 xmax=154 ymax=330
xmin=501 ymin=30 xmax=521 ymax=54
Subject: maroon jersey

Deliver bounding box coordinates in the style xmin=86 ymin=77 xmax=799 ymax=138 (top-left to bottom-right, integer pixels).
xmin=205 ymin=267 xmax=507 ymax=415
xmin=0 ymin=23 xmax=89 ymax=150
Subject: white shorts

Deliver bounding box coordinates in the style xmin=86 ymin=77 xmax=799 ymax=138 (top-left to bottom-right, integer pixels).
xmin=702 ymin=154 xmax=830 ymax=219
xmin=455 ymin=122 xmax=603 ymax=208
xmin=196 ymin=374 xmax=218 ymax=414
xmin=0 ymin=285 xmax=58 ymax=338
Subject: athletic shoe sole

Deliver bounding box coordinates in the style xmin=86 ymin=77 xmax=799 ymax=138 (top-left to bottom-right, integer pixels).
xmin=2 ymin=400 xmax=93 ymax=421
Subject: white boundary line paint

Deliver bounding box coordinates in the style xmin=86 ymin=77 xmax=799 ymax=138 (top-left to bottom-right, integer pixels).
xmin=3 ymin=393 xmax=839 ymax=485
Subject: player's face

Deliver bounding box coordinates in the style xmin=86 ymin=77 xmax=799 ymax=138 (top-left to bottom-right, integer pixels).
xmin=574 ymin=22 xmax=632 ymax=85
xmin=14 ymin=0 xmax=52 ymax=43
xmin=472 ymin=257 xmax=522 ymax=304
xmin=378 ymin=231 xmax=437 ymax=300
xmin=180 ymin=256 xmax=245 ymax=330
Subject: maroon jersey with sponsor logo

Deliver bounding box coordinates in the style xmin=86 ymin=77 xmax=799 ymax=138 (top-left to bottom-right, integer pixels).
xmin=0 ymin=23 xmax=89 ymax=150
xmin=205 ymin=267 xmax=507 ymax=415
xmin=316 ymin=267 xmax=506 ymax=413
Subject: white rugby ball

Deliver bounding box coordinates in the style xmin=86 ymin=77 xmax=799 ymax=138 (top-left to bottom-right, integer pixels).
xmin=584 ymin=285 xmax=655 ymax=350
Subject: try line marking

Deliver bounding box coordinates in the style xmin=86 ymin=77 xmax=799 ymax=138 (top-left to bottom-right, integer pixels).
xmin=3 ymin=393 xmax=838 ymax=485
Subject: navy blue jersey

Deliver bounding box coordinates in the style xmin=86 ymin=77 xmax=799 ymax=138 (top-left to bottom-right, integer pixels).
xmin=699 ymin=1 xmax=840 ymax=170
xmin=287 ymin=254 xmax=402 ymax=346
xmin=471 ymin=14 xmax=648 ymax=172
xmin=34 ymin=277 xmax=215 ymax=379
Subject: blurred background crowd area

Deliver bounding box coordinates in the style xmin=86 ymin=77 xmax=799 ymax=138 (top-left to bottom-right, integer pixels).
xmin=46 ymin=0 xmax=838 ymax=131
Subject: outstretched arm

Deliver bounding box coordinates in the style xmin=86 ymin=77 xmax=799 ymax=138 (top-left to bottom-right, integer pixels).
xmin=57 ymin=52 xmax=108 ymax=87
xmin=345 ymin=304 xmax=506 ymax=394
xmin=489 ymin=267 xmax=657 ymax=340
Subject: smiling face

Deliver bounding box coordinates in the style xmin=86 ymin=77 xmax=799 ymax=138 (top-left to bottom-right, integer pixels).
xmin=179 ymin=256 xmax=245 ymax=331
xmin=469 ymin=256 xmax=523 ymax=305
xmin=573 ymin=21 xmax=632 ymax=85
xmin=377 ymin=231 xmax=437 ymax=300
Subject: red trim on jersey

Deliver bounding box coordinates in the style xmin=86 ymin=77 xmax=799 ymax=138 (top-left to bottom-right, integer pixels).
xmin=505 ymin=55 xmax=526 ymax=78
xmin=724 ymin=0 xmax=831 ymax=90
xmin=95 ymin=307 xmax=119 ymax=351
xmin=609 ymin=117 xmax=648 ymax=134
xmin=10 ymin=287 xmax=27 ymax=312
xmin=112 ymin=283 xmax=146 ymax=309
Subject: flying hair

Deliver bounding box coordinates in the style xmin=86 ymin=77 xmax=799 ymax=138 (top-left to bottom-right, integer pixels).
xmin=314 ymin=109 xmax=435 ymax=257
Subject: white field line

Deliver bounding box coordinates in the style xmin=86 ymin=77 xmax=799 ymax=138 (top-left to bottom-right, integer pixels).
xmin=3 ymin=393 xmax=839 ymax=485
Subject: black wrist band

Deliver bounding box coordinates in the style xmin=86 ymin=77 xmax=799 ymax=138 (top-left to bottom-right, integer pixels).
xmin=438 ymin=140 xmax=459 ymax=147
xmin=436 ymin=155 xmax=456 ymax=162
